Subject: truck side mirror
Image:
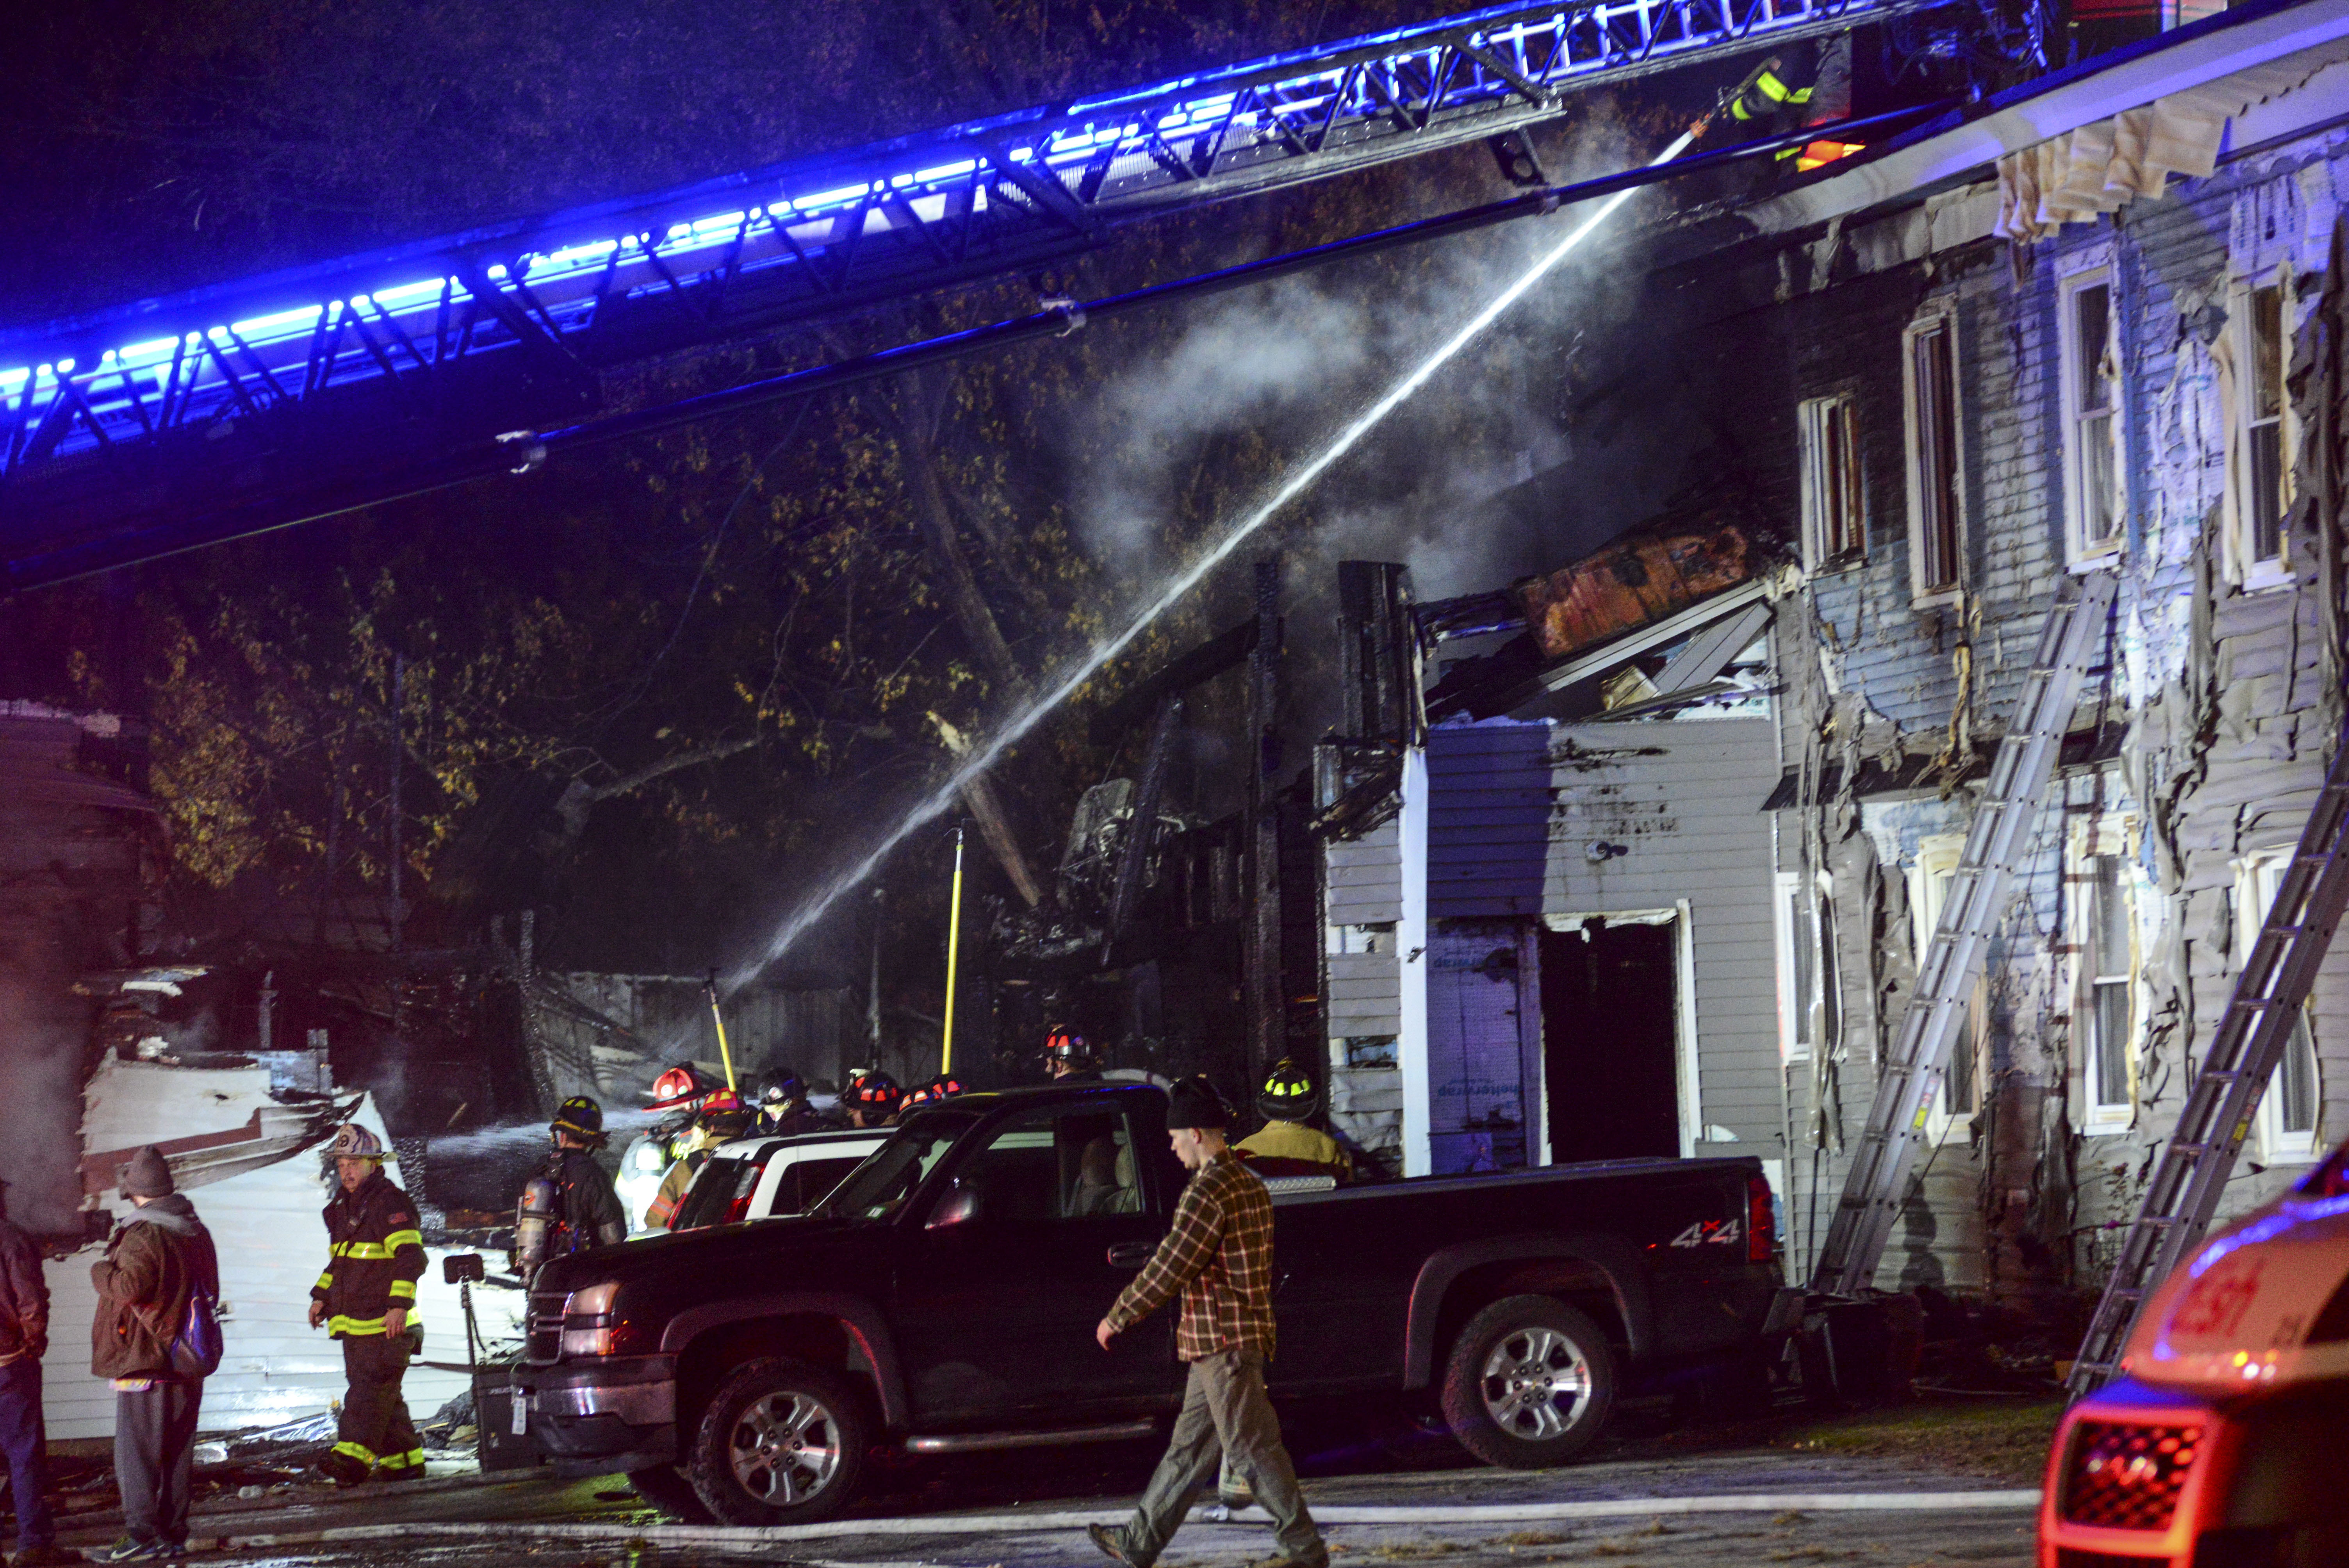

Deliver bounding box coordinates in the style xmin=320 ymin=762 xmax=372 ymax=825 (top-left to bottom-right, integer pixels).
xmin=927 ymin=1180 xmax=980 ymax=1230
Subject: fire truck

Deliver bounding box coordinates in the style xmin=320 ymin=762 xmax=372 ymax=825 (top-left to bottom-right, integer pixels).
xmin=2040 ymin=1139 xmax=2349 ymax=1568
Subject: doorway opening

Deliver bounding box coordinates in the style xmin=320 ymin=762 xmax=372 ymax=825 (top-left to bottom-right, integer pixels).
xmin=1538 ymin=916 xmax=1682 ymax=1162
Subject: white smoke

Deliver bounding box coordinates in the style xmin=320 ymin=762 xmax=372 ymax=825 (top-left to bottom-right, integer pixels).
xmin=1066 ymin=109 xmax=1659 ymax=610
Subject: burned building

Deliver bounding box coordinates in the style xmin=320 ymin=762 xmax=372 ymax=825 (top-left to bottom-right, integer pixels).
xmin=1272 ymin=4 xmax=2349 ymax=1319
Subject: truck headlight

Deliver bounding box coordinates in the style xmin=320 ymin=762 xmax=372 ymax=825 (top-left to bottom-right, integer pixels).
xmin=560 ymin=1281 xmax=627 ymax=1357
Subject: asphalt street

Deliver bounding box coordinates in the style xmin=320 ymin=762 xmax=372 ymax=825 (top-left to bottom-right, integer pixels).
xmin=33 ymin=1411 xmax=2042 ymax=1568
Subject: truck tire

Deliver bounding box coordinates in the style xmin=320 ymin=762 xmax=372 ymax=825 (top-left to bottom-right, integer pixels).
xmin=627 ymin=1464 xmax=712 ymax=1522
xmin=686 ymin=1357 xmax=870 ymax=1524
xmin=1440 ymin=1295 xmax=1615 ymax=1468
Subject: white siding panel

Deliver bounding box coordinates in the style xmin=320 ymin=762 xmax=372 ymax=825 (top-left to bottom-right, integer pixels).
xmin=1425 ymin=716 xmax=1786 ymax=1155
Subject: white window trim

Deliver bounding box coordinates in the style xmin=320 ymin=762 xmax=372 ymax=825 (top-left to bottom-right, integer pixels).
xmin=2071 ymin=814 xmax=2143 ymax=1136
xmin=1798 ymin=391 xmax=1864 ymax=572
xmin=1540 ymin=904 xmax=1704 ymax=1158
xmin=1774 ymin=871 xmax=1809 ymax=1063
xmin=2237 ymin=849 xmax=2322 ymax=1162
xmin=1909 ymin=834 xmax=1983 ymax=1144
xmin=2057 ymin=258 xmax=2126 ymax=571
xmin=1902 ymin=302 xmax=1968 ymax=609
xmin=2222 ymin=266 xmax=2299 ymax=594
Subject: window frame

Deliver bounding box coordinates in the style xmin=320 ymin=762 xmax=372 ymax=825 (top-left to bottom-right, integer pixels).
xmin=2238 ymin=850 xmax=2322 ymax=1162
xmin=2225 ymin=268 xmax=2298 ymax=593
xmin=2071 ymin=816 xmax=2142 ymax=1137
xmin=1909 ymin=834 xmax=1985 ymax=1143
xmin=1902 ymin=303 xmax=1968 ymax=608
xmin=1798 ymin=391 xmax=1866 ymax=570
xmin=2058 ymin=261 xmax=2126 ymax=570
xmin=1774 ymin=869 xmax=1837 ymax=1065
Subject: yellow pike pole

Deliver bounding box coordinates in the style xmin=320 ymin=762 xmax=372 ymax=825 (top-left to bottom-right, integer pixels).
xmin=703 ymin=972 xmax=738 ymax=1091
xmin=941 ymin=825 xmax=966 ymax=1073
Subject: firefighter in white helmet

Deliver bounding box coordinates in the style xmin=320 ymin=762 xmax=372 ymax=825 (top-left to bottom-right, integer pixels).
xmin=308 ymin=1124 xmax=426 ymax=1486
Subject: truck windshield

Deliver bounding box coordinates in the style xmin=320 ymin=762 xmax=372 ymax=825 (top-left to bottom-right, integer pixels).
xmin=817 ymin=1113 xmax=980 ymax=1221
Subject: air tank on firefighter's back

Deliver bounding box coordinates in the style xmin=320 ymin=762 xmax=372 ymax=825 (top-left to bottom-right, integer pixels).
xmin=513 ymin=1172 xmax=560 ymax=1280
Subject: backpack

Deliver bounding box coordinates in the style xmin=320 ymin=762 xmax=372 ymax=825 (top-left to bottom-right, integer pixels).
xmin=168 ymin=1288 xmax=224 ymax=1380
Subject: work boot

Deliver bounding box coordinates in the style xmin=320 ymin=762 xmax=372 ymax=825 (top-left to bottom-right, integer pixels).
xmin=375 ymin=1463 xmax=428 ymax=1484
xmin=1248 ymin=1555 xmax=1330 ymax=1568
xmin=308 ymin=1458 xmax=365 ymax=1489
xmin=13 ymin=1545 xmax=82 ymax=1566
xmin=1087 ymin=1523 xmax=1143 ymax=1568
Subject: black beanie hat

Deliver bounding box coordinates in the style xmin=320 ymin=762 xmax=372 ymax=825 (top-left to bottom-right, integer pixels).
xmin=1165 ymin=1076 xmax=1230 ymax=1131
xmin=121 ymin=1145 xmax=175 ymax=1198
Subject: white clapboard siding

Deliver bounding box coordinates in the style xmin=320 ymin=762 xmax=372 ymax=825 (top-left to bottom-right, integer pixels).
xmin=1426 ymin=716 xmax=1784 ymax=1153
xmin=1326 ymin=819 xmax=1403 ymax=927
xmin=42 ymin=1058 xmax=524 ymax=1440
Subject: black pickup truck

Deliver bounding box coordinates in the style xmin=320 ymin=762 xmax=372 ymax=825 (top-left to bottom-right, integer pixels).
xmin=515 ymin=1082 xmax=1788 ymax=1523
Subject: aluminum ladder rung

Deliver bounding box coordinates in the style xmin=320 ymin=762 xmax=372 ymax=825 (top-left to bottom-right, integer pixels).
xmin=2069 ymin=711 xmax=2349 ymax=1399
xmin=1807 ymin=573 xmax=2117 ymax=1299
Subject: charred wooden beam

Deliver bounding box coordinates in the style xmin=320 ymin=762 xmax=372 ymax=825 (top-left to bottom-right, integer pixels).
xmin=1244 ymin=559 xmax=1284 ymax=1087
xmin=1087 ymin=619 xmax=1258 ymax=747
xmin=1102 ymin=697 xmax=1184 ymax=964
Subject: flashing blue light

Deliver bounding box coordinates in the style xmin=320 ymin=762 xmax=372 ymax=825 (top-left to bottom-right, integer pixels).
xmin=486 ymin=263 xmax=510 ymax=282
xmin=795 ymin=183 xmax=872 ymax=211
xmin=914 ymin=159 xmax=978 ymax=183
xmin=0 ymin=369 xmax=26 ymax=393
xmin=228 ymin=305 xmax=323 ymax=342
xmin=2185 ymin=1191 xmax=2349 ymax=1278
xmin=369 ymin=278 xmax=448 ymax=309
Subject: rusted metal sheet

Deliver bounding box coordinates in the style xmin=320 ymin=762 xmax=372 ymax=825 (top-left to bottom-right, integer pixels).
xmin=1511 ymin=525 xmax=1754 ymax=661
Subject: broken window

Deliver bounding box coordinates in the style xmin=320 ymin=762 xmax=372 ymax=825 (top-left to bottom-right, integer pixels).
xmin=1904 ymin=311 xmax=1964 ymax=601
xmin=2078 ymin=844 xmax=2138 ymax=1133
xmin=1912 ymin=838 xmax=1982 ymax=1136
xmin=2243 ymin=853 xmax=2322 ymax=1159
xmin=2061 ymin=270 xmax=2123 ymax=564
xmin=2231 ymin=280 xmax=2292 ymax=584
xmin=1777 ymin=871 xmax=1839 ymax=1062
xmin=1798 ymin=393 xmax=1864 ymax=567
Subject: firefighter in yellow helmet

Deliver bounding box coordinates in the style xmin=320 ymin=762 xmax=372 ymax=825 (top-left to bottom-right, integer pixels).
xmin=308 ymin=1124 xmax=426 ymax=1486
xmin=1233 ymin=1059 xmax=1348 ymax=1182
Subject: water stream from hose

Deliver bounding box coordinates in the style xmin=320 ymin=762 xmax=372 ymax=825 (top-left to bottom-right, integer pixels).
xmin=722 ymin=130 xmax=1697 ymax=996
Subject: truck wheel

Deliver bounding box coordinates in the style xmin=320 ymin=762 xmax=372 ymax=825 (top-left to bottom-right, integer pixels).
xmin=1440 ymin=1295 xmax=1615 ymax=1468
xmin=686 ymin=1357 xmax=870 ymax=1524
xmin=627 ymin=1464 xmax=712 ymax=1522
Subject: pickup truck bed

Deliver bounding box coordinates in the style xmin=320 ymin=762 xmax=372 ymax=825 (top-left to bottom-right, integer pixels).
xmin=516 ymin=1082 xmax=1786 ymax=1524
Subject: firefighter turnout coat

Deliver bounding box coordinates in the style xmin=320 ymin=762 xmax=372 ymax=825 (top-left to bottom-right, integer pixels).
xmin=312 ymin=1169 xmax=424 ymax=1338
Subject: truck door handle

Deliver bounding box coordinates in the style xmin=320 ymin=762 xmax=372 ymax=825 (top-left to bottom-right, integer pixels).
xmin=1107 ymin=1243 xmax=1152 ymax=1269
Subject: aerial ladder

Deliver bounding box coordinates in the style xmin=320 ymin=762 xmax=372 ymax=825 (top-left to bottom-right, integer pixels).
xmin=0 ymin=0 xmax=1945 ymax=583
xmin=1807 ymin=570 xmax=2117 ymax=1296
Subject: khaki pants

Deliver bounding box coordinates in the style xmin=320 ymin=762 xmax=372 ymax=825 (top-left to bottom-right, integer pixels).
xmin=1116 ymin=1348 xmax=1322 ymax=1568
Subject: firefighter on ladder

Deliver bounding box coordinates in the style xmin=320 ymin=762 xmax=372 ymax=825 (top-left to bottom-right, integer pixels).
xmin=1718 ymin=42 xmax=1857 ymax=176
xmin=309 ymin=1125 xmax=426 ymax=1486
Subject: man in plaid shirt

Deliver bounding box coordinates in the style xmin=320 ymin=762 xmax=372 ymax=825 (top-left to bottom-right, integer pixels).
xmin=1090 ymin=1077 xmax=1325 ymax=1568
